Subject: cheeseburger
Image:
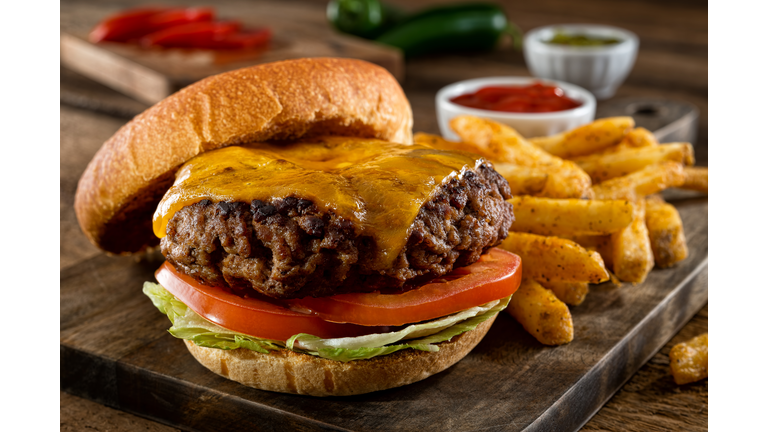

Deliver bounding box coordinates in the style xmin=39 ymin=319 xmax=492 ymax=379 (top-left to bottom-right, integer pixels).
xmin=75 ymin=58 xmax=521 ymax=396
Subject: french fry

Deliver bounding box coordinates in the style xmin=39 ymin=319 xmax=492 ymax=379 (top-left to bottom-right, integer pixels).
xmin=508 ymin=196 xmax=634 ymax=236
xmin=669 ymin=333 xmax=708 ymax=385
xmin=537 ymin=280 xmax=589 ymax=306
xmin=506 ymin=278 xmax=574 ymax=345
xmin=413 ymin=114 xmax=706 ymax=346
xmin=413 ymin=133 xmax=553 ymax=196
xmin=529 ymin=117 xmax=635 ymax=158
xmin=449 ymin=115 xmax=529 ymax=163
xmin=499 ymin=232 xmax=609 ymax=284
xmin=592 ymin=162 xmax=686 ymax=201
xmin=645 ymin=195 xmax=688 ymax=268
xmin=417 ymin=116 xmax=700 ymax=288
xmin=450 ymin=116 xmax=592 ymax=199
xmin=569 ymin=234 xmax=614 ymax=269
xmin=619 ymin=127 xmax=659 ymax=148
xmin=449 ymin=115 xmax=560 ymax=167
xmin=493 ymin=163 xmax=549 ymax=196
xmin=574 ymin=143 xmax=695 ymax=183
xmin=681 ymin=166 xmax=708 ymax=193
xmin=579 ymin=127 xmax=659 ymax=157
xmin=611 ymin=199 xmax=654 ymax=283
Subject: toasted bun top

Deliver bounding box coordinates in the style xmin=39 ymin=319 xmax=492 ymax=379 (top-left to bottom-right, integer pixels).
xmin=75 ymin=57 xmax=413 ymax=254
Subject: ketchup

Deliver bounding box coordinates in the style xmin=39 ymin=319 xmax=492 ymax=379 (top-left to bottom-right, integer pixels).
xmin=450 ymin=83 xmax=582 ymax=113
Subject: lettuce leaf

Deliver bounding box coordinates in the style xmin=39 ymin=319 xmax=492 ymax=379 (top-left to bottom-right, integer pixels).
xmin=143 ymin=281 xmax=508 ymax=362
xmin=286 ymin=299 xmax=507 ymax=361
xmin=143 ymin=282 xmax=284 ymax=353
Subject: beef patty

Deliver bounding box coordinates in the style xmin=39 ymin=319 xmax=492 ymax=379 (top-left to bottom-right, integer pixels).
xmin=161 ymin=163 xmax=514 ymax=299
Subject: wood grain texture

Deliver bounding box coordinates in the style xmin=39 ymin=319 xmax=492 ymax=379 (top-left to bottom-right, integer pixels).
xmin=61 ymin=392 xmax=181 ymax=432
xmin=60 ymin=0 xmax=708 ymax=429
xmin=60 ymin=196 xmax=707 ymax=431
xmin=583 ymin=304 xmax=708 ymax=431
xmin=59 ymin=308 xmax=708 ymax=432
xmin=60 ymin=106 xmax=125 ymax=270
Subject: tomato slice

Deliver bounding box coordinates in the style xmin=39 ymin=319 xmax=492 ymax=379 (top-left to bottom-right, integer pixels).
xmin=89 ymin=7 xmax=173 ymax=43
xmin=286 ymin=248 xmax=521 ymax=326
xmin=155 ymin=261 xmax=390 ymax=341
xmin=155 ymin=248 xmax=521 ymax=340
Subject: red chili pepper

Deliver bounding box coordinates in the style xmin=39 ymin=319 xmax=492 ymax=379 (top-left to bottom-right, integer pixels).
xmin=140 ymin=21 xmax=242 ymax=49
xmin=89 ymin=7 xmax=172 ymax=42
xmin=89 ymin=7 xmax=215 ymax=43
xmin=91 ymin=7 xmax=272 ymax=51
xmin=145 ymin=7 xmax=214 ymax=30
xmin=207 ymin=28 xmax=272 ymax=50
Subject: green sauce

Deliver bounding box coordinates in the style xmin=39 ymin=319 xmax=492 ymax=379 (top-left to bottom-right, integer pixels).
xmin=547 ymin=31 xmax=621 ymax=46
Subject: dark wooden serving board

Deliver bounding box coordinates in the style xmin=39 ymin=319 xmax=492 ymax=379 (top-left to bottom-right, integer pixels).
xmin=597 ymin=98 xmax=699 ymax=144
xmin=60 ymin=194 xmax=707 ymax=432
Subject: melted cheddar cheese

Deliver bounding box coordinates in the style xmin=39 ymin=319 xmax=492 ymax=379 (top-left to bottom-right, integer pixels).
xmin=153 ymin=137 xmax=483 ymax=269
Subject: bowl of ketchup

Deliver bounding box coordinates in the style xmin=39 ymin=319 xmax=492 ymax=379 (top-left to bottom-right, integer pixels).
xmin=436 ymin=77 xmax=595 ymax=140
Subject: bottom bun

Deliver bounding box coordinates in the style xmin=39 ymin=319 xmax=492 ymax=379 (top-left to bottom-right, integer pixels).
xmin=184 ymin=315 xmax=497 ymax=396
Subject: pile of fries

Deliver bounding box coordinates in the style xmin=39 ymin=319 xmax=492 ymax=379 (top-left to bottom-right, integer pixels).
xmin=416 ymin=115 xmax=708 ymax=346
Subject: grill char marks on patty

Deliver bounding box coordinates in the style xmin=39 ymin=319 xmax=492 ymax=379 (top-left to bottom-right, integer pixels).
xmin=161 ymin=163 xmax=515 ymax=299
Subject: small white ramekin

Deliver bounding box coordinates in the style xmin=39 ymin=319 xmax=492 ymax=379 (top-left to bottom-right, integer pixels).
xmin=524 ymin=24 xmax=639 ymax=100
xmin=435 ymin=76 xmax=596 ymax=140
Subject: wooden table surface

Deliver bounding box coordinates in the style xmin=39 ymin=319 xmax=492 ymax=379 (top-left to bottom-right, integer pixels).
xmin=60 ymin=0 xmax=708 ymax=430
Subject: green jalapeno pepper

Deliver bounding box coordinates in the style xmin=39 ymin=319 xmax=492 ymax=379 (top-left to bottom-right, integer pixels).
xmin=375 ymin=3 xmax=521 ymax=57
xmin=327 ymin=0 xmax=406 ymax=39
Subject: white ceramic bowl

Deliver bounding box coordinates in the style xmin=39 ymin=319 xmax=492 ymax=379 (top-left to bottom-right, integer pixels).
xmin=435 ymin=76 xmax=596 ymax=140
xmin=524 ymin=24 xmax=638 ymax=100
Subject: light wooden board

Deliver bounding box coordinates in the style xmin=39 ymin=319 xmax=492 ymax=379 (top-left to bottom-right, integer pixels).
xmin=60 ymin=195 xmax=707 ymax=432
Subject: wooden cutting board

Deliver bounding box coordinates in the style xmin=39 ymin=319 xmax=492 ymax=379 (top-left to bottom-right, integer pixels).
xmin=597 ymin=98 xmax=699 ymax=144
xmin=60 ymin=192 xmax=707 ymax=431
xmin=60 ymin=15 xmax=402 ymax=105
